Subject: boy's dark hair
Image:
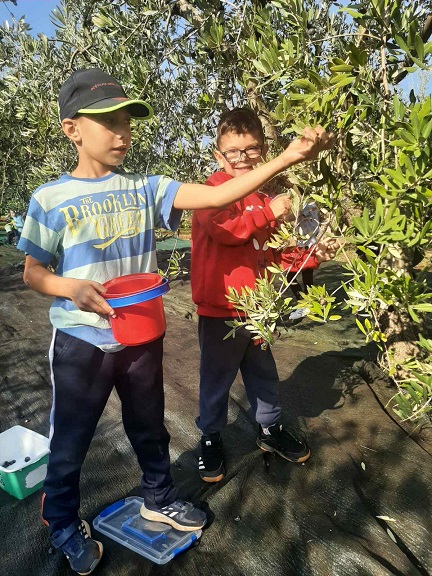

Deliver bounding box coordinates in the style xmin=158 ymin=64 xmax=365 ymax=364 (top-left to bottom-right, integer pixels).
xmin=216 ymin=108 xmax=264 ymax=146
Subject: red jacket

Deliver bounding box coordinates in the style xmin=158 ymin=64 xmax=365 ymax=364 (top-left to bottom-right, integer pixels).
xmin=191 ymin=171 xmax=280 ymax=317
xmin=280 ymin=246 xmax=320 ymax=272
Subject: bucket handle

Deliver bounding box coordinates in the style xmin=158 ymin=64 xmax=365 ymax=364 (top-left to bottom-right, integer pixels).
xmin=105 ymin=278 xmax=170 ymax=308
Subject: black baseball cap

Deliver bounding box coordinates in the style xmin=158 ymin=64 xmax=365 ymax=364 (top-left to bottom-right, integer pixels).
xmin=58 ymin=68 xmax=153 ymax=121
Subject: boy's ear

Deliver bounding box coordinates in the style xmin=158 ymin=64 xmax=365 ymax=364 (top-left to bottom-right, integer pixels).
xmin=213 ymin=149 xmax=224 ymax=169
xmin=261 ymin=142 xmax=269 ymax=160
xmin=61 ymin=118 xmax=81 ymax=144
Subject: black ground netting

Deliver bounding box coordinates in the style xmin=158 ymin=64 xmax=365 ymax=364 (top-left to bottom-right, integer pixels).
xmin=1 ymin=246 xmax=431 ymax=576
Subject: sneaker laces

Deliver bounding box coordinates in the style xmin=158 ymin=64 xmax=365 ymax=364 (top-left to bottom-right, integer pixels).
xmin=278 ymin=426 xmax=307 ymax=449
xmin=202 ymin=440 xmax=221 ymax=454
xmin=162 ymin=500 xmax=189 ymax=512
xmin=264 ymin=424 xmax=306 ymax=446
xmin=200 ymin=436 xmax=223 ymax=469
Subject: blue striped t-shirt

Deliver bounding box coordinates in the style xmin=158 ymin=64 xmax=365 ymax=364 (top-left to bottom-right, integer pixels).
xmin=18 ymin=171 xmax=182 ymax=349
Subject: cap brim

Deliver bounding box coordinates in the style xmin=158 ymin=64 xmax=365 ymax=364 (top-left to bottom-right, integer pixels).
xmin=78 ymin=98 xmax=153 ymax=120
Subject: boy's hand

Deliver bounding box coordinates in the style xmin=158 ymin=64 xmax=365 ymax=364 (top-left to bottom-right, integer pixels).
xmin=67 ymin=279 xmax=116 ymax=318
xmin=282 ymin=126 xmax=334 ymax=166
xmin=315 ymin=238 xmax=338 ymax=262
xmin=23 ymin=256 xmax=116 ymax=318
xmin=269 ymin=193 xmax=292 ymax=220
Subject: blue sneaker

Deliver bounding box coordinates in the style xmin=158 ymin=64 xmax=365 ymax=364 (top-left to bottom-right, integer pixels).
xmin=51 ymin=519 xmax=103 ymax=575
xmin=140 ymin=500 xmax=207 ymax=532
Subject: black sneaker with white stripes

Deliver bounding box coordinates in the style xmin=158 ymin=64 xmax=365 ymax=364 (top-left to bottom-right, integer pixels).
xmin=198 ymin=433 xmax=225 ymax=483
xmin=257 ymin=423 xmax=311 ymax=463
xmin=140 ymin=500 xmax=207 ymax=532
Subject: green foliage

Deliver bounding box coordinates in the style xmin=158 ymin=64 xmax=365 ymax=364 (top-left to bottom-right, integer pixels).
xmin=158 ymin=249 xmax=188 ymax=282
xmin=198 ymin=0 xmax=432 ymax=423
xmin=1 ymin=0 xmax=432 ymax=422
xmin=297 ymin=284 xmax=341 ymax=323
xmin=225 ymin=274 xmax=288 ymax=348
xmin=393 ymin=335 xmax=432 ymax=421
xmin=0 ymin=0 xmax=218 ymax=211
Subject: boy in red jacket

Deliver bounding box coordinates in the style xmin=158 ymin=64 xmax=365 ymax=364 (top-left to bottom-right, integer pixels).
xmin=191 ymin=109 xmax=330 ymax=482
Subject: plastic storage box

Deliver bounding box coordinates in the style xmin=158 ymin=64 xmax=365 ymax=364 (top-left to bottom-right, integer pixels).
xmin=0 ymin=425 xmax=50 ymax=499
xmin=93 ymin=497 xmax=201 ymax=564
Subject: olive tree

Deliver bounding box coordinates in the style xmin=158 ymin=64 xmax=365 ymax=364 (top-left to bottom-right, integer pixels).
xmin=1 ymin=0 xmax=431 ymax=421
xmin=194 ymin=0 xmax=432 ymax=423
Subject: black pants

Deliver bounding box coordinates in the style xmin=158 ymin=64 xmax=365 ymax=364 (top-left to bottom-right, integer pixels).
xmin=287 ymin=269 xmax=314 ymax=300
xmin=42 ymin=330 xmax=177 ymax=533
xmin=196 ymin=316 xmax=281 ymax=435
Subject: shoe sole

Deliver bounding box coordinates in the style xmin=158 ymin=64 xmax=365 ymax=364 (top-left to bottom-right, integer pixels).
xmin=78 ymin=521 xmax=103 ymax=576
xmin=200 ymin=472 xmax=225 ymax=483
xmin=257 ymin=440 xmax=311 ymax=463
xmin=140 ymin=504 xmax=206 ymax=532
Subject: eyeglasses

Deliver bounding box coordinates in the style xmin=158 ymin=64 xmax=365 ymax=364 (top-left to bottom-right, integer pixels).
xmin=218 ymin=146 xmax=264 ymax=163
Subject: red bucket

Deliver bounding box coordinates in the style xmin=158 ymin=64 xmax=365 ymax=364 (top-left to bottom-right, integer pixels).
xmin=103 ymin=273 xmax=170 ymax=346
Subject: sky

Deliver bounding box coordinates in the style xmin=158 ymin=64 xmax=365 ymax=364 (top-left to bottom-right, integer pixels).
xmin=0 ymin=0 xmax=58 ymax=36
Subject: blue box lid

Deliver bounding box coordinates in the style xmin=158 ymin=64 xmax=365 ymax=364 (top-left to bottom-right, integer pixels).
xmin=93 ymin=496 xmax=201 ymax=565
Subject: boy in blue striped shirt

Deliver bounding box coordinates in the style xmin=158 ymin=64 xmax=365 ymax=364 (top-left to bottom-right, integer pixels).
xmin=19 ymin=67 xmax=333 ymax=574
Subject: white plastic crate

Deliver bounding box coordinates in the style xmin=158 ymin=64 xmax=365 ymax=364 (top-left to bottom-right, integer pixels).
xmin=0 ymin=425 xmax=50 ymax=499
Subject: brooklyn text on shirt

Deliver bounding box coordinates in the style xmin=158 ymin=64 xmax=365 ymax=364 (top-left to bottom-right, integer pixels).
xmin=59 ymin=191 xmax=148 ymax=250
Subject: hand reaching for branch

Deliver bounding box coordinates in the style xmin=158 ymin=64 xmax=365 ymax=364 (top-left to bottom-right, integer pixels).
xmin=315 ymin=238 xmax=339 ymax=262
xmin=282 ymin=126 xmax=335 ymax=166
xmin=269 ymin=193 xmax=292 ymax=220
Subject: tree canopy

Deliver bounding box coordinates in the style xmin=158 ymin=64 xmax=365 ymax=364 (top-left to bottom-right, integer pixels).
xmin=1 ymin=0 xmax=432 ymax=422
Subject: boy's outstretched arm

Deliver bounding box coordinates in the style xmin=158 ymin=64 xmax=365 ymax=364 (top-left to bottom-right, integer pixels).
xmin=173 ymin=126 xmax=334 ymax=210
xmin=195 ymin=193 xmax=292 ymax=245
xmin=23 ymin=255 xmax=116 ymax=317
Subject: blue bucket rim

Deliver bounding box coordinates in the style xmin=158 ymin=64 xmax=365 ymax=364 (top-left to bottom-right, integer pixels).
xmin=105 ymin=277 xmax=170 ymax=308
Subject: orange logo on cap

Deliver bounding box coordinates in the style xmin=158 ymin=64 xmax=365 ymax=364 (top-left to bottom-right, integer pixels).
xmin=90 ymin=82 xmax=121 ymax=91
